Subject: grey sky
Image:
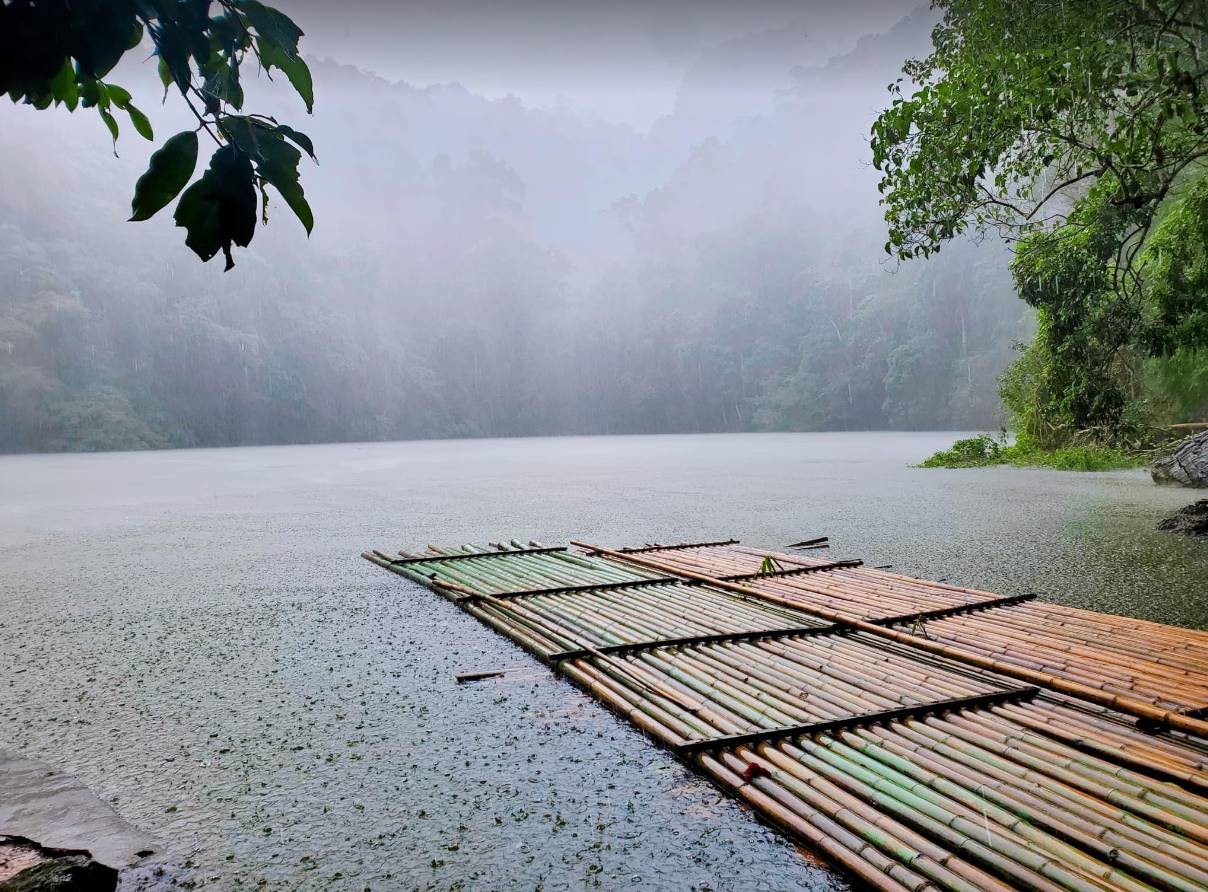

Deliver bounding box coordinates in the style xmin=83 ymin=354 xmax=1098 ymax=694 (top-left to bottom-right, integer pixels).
xmin=275 ymin=0 xmax=920 ymax=126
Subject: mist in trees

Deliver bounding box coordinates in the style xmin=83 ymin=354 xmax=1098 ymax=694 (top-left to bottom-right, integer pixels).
xmin=0 ymin=4 xmax=1031 ymax=453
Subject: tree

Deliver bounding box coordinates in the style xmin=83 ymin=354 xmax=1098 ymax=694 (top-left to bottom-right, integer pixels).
xmin=871 ymin=0 xmax=1208 ymax=441
xmin=1 ymin=0 xmax=315 ymax=270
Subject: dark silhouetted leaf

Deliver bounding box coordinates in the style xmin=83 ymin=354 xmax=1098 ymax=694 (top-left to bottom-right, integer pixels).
xmin=257 ymin=39 xmax=313 ymax=113
xmin=221 ymin=115 xmax=263 ymax=156
xmin=130 ymin=130 xmax=198 ymax=221
xmin=127 ymin=19 xmax=144 ymax=51
xmin=154 ymin=24 xmax=193 ymax=96
xmin=275 ymin=124 xmax=315 ymax=160
xmin=79 ymin=78 xmax=101 ymax=108
xmin=256 ymin=138 xmax=312 ymax=233
xmin=174 ymin=145 xmax=257 ymax=270
xmin=238 ymin=1 xmax=304 ymax=54
xmin=74 ymin=8 xmax=138 ymax=79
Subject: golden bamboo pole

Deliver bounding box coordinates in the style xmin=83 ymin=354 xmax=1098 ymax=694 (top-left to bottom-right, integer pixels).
xmin=570 ymin=540 xmax=1208 ymax=738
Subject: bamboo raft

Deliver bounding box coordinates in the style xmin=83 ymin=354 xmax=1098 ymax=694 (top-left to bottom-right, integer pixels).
xmin=363 ymin=538 xmax=1208 ymax=891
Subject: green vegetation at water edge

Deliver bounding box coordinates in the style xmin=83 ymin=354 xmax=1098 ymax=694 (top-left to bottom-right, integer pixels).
xmin=918 ymin=435 xmax=1147 ymax=471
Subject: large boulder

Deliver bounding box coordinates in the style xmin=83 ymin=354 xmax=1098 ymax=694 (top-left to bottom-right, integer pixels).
xmin=1151 ymin=430 xmax=1208 ymax=487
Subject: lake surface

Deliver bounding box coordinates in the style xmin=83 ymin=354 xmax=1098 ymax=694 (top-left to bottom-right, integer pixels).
xmin=1 ymin=432 xmax=1205 ymax=891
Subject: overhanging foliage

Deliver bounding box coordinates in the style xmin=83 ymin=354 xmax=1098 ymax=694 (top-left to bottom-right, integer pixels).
xmin=0 ymin=0 xmax=315 ymax=269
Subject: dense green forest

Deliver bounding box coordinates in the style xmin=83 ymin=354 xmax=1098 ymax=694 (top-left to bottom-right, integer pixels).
xmin=0 ymin=14 xmax=1032 ymax=453
xmin=874 ymin=0 xmax=1208 ymax=452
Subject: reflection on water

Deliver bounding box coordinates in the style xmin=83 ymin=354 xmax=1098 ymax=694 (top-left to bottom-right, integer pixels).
xmin=1 ymin=432 xmax=1204 ymax=890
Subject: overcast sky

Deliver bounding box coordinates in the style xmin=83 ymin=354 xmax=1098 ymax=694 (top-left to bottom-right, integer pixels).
xmin=275 ymin=0 xmax=920 ymax=127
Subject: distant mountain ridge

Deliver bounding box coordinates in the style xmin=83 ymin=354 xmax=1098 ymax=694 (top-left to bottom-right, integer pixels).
xmin=0 ymin=9 xmax=1025 ymax=452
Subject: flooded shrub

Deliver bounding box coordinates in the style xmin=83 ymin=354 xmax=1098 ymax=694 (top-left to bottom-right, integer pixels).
xmin=918 ymin=434 xmax=1003 ymax=468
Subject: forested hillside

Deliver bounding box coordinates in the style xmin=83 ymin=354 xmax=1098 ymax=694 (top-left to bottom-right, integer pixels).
xmin=0 ymin=12 xmax=1030 ymax=452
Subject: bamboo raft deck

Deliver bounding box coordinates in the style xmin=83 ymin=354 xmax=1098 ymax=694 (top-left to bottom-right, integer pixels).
xmin=363 ymin=538 xmax=1208 ymax=891
xmin=646 ymin=543 xmax=1208 ymax=716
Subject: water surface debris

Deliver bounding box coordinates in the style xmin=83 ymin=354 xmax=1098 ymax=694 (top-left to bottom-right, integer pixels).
xmin=364 ymin=537 xmax=1208 ymax=891
xmin=454 ymin=667 xmax=533 ymax=683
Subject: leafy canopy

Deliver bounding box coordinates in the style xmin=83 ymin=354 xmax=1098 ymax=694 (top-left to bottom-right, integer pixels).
xmin=872 ymin=0 xmax=1208 ymax=264
xmin=0 ymin=0 xmax=316 ymax=269
xmin=872 ymin=0 xmax=1208 ymax=439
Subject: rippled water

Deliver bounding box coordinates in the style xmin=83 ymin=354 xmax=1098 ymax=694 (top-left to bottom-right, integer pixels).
xmin=1 ymin=432 xmax=1205 ymax=891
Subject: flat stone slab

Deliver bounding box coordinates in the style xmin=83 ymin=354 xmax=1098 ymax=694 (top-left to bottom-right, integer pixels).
xmin=0 ymin=752 xmax=159 ymax=872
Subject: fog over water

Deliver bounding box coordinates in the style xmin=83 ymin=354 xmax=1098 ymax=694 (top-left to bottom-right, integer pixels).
xmin=5 ymin=6 xmax=1208 ymax=892
xmin=2 ymin=434 xmax=1204 ymax=890
xmin=0 ymin=1 xmax=1029 ymax=454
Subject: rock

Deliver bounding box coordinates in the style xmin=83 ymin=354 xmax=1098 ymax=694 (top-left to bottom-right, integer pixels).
xmin=0 ymin=752 xmax=159 ymax=871
xmin=1151 ymin=431 xmax=1208 ymax=487
xmin=0 ymin=842 xmax=116 ymax=892
xmin=1157 ymin=500 xmax=1208 ymax=536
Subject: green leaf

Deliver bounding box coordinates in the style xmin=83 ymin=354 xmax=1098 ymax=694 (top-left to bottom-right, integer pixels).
xmin=255 ymin=139 xmax=312 ymax=233
xmin=157 ymin=57 xmax=173 ymax=100
xmin=98 ymin=107 xmax=119 ymax=149
xmin=106 ymin=84 xmax=132 ymax=109
xmin=257 ymin=39 xmax=313 ymax=113
xmin=238 ymin=1 xmax=304 ymax=54
xmin=127 ymin=20 xmax=145 ymax=51
xmin=130 ymin=131 xmax=198 ymax=221
xmin=79 ymin=78 xmax=103 ymax=109
xmin=49 ymin=59 xmax=78 ymax=111
xmin=125 ymin=103 xmax=154 ymax=140
xmin=174 ymin=145 xmax=258 ymax=270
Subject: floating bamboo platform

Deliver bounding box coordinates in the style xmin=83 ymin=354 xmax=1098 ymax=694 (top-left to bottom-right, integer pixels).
xmin=642 ymin=543 xmax=1208 ymax=717
xmin=363 ymin=538 xmax=1208 ymax=891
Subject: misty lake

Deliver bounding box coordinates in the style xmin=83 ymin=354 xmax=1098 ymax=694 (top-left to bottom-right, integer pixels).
xmin=2 ymin=431 xmax=1205 ymax=891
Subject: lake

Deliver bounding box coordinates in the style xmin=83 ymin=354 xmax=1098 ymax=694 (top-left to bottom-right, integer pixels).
xmin=1 ymin=432 xmax=1204 ymax=890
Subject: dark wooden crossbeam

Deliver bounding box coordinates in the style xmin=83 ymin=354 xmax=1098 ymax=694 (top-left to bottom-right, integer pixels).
xmin=872 ymin=593 xmax=1037 ymax=627
xmin=721 ymin=560 xmax=863 ymax=582
xmin=390 ymin=546 xmax=567 ymax=566
xmin=454 ymin=576 xmax=680 ymax=603
xmin=610 ymin=539 xmax=740 ymax=555
xmin=787 ymin=536 xmax=828 ymax=548
xmin=546 ymin=622 xmax=847 ymax=663
xmin=674 ymin=686 xmax=1039 ymax=755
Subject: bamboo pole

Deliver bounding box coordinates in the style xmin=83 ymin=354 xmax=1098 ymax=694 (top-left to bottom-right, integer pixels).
xmin=570 ymin=541 xmax=1208 ymax=738
xmin=363 ymin=545 xmax=1208 ymax=891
